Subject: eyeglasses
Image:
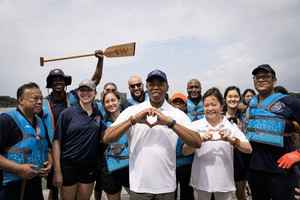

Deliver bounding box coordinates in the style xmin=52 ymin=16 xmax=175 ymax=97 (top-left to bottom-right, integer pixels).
xmin=129 ymin=83 xmax=142 ymax=89
xmin=25 ymin=96 xmax=43 ymax=102
xmin=253 ymin=74 xmax=273 ymax=81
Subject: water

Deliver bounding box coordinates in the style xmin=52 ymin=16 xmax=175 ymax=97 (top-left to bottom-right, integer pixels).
xmin=0 ymin=107 xmax=13 ymax=113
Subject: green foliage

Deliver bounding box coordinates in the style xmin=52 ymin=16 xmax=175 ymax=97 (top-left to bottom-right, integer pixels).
xmin=0 ymin=96 xmax=17 ymax=107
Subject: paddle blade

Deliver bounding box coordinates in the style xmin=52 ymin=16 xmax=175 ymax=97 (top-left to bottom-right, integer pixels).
xmin=104 ymin=42 xmax=136 ymax=58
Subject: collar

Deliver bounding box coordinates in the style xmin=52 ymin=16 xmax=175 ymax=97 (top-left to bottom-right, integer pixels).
xmin=16 ymin=107 xmax=37 ymax=128
xmin=76 ymin=102 xmax=98 ymax=117
xmin=204 ymin=116 xmax=226 ymax=131
xmin=144 ymin=99 xmax=172 ymax=111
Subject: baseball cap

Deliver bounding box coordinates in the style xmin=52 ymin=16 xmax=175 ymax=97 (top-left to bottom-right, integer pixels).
xmin=170 ymin=92 xmax=187 ymax=103
xmin=46 ymin=68 xmax=72 ymax=88
xmin=78 ymin=79 xmax=96 ymax=90
xmin=252 ymin=64 xmax=276 ymax=78
xmin=146 ymin=69 xmax=168 ymax=82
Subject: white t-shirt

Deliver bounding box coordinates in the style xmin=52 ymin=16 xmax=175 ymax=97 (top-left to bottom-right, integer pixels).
xmin=112 ymin=100 xmax=194 ymax=194
xmin=190 ymin=117 xmax=249 ymax=192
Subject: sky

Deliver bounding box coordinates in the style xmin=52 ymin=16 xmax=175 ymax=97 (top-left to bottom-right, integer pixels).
xmin=1 ymin=0 xmax=299 ymax=99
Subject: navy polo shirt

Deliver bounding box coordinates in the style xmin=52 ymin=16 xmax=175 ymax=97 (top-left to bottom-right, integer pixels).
xmin=54 ymin=103 xmax=106 ymax=163
xmin=249 ymin=95 xmax=300 ymax=173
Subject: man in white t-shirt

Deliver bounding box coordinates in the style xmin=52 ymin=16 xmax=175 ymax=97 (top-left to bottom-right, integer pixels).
xmin=103 ymin=69 xmax=202 ymax=200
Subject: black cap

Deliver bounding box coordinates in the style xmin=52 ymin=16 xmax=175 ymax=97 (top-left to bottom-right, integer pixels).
xmin=146 ymin=69 xmax=168 ymax=82
xmin=252 ymin=64 xmax=276 ymax=78
xmin=46 ymin=68 xmax=72 ymax=88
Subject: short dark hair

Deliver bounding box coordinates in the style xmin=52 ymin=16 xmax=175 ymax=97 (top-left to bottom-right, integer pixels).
xmin=242 ymin=88 xmax=256 ymax=98
xmin=17 ymin=82 xmax=40 ymax=101
xmin=223 ymin=86 xmax=241 ymax=112
xmin=203 ymin=87 xmax=224 ymax=106
xmin=103 ymin=82 xmax=118 ymax=90
xmin=224 ymin=86 xmax=241 ymax=100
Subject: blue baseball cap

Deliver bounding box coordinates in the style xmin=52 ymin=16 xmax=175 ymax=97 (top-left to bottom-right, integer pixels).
xmin=146 ymin=69 xmax=168 ymax=83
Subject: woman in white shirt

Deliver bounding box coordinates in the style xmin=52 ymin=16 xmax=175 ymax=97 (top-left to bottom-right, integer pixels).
xmin=183 ymin=87 xmax=252 ymax=200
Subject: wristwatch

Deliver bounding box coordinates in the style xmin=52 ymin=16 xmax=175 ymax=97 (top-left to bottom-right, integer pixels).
xmin=167 ymin=119 xmax=176 ymax=129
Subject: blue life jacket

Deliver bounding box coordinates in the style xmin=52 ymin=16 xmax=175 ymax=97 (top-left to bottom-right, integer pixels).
xmin=67 ymin=91 xmax=79 ymax=107
xmin=127 ymin=92 xmax=149 ymax=106
xmin=187 ymin=99 xmax=204 ymax=121
xmin=42 ymin=99 xmax=56 ymax=142
xmin=246 ymin=93 xmax=287 ymax=147
xmin=176 ymin=139 xmax=193 ymax=167
xmin=95 ymin=100 xmax=107 ymax=119
xmin=105 ymin=121 xmax=129 ymax=173
xmin=3 ymin=110 xmax=49 ymax=185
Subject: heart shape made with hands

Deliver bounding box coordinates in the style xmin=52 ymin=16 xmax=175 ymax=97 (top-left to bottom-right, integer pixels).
xmin=146 ymin=115 xmax=158 ymax=126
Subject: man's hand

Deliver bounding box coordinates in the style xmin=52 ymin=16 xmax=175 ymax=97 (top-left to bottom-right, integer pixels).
xmin=16 ymin=164 xmax=39 ymax=179
xmin=277 ymin=150 xmax=300 ymax=169
xmin=131 ymin=108 xmax=173 ymax=128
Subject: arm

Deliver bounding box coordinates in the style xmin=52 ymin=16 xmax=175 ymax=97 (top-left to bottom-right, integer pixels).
xmin=182 ymin=144 xmax=195 ymax=156
xmin=0 ymin=114 xmax=38 ymax=179
xmin=152 ymin=109 xmax=202 ymax=148
xmin=103 ymin=118 xmax=132 ymax=143
xmin=103 ymin=108 xmax=153 ymax=143
xmin=0 ymin=155 xmax=38 ymax=179
xmin=170 ymin=122 xmax=202 ymax=148
xmin=219 ymin=129 xmax=252 ymax=154
xmin=52 ymin=140 xmax=63 ymax=187
xmin=51 ymin=113 xmax=66 ymax=187
xmin=91 ymin=50 xmax=104 ymax=86
xmin=234 ymin=140 xmax=252 ymax=154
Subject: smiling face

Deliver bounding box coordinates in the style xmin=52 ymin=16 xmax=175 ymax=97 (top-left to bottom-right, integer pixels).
xmin=146 ymin=78 xmax=168 ymax=108
xmin=128 ymin=76 xmax=144 ymax=99
xmin=103 ymin=92 xmax=120 ymax=114
xmin=204 ymin=95 xmax=223 ymax=122
xmin=19 ymin=88 xmax=43 ymax=115
xmin=77 ymin=86 xmax=96 ymax=105
xmin=51 ymin=76 xmax=66 ymax=93
xmin=225 ymin=89 xmax=241 ymax=110
xmin=187 ymin=79 xmax=201 ymax=100
xmin=253 ymin=71 xmax=276 ymax=96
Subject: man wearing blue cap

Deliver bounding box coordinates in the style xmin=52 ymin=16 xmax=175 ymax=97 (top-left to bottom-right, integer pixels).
xmin=245 ymin=64 xmax=300 ymax=200
xmin=103 ymin=69 xmax=202 ymax=200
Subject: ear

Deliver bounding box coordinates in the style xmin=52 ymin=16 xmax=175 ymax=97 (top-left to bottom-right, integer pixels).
xmin=146 ymin=82 xmax=150 ymax=90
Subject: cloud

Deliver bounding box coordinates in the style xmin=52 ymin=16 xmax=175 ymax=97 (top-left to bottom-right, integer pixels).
xmin=0 ymin=0 xmax=299 ymax=98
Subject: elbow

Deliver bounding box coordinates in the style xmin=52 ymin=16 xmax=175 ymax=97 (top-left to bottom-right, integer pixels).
xmin=193 ymin=134 xmax=202 ymax=148
xmin=240 ymin=142 xmax=252 ymax=154
xmin=102 ymin=128 xmax=115 ymax=144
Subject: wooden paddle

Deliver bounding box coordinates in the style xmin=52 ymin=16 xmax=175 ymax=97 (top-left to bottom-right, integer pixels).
xmin=40 ymin=42 xmax=136 ymax=66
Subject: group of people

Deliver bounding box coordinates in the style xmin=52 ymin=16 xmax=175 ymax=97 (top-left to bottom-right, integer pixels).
xmin=0 ymin=57 xmax=300 ymax=200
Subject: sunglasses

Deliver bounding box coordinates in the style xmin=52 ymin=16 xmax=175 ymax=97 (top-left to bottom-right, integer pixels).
xmin=129 ymin=83 xmax=142 ymax=88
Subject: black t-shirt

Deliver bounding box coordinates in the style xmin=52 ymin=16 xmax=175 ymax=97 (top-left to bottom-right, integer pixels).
xmin=249 ymin=95 xmax=300 ymax=173
xmin=54 ymin=103 xmax=106 ymax=164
